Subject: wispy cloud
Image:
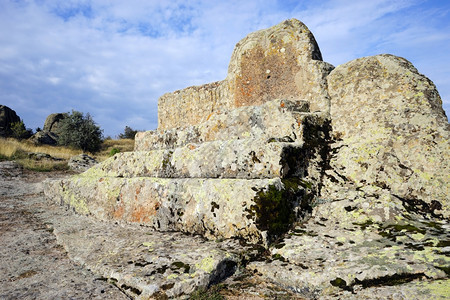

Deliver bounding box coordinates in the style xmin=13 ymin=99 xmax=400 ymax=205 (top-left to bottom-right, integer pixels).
xmin=0 ymin=0 xmax=448 ymax=137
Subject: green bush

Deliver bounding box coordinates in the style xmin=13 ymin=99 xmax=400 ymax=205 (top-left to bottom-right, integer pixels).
xmin=11 ymin=120 xmax=32 ymax=140
xmin=118 ymin=126 xmax=138 ymax=140
xmin=109 ymin=148 xmax=120 ymax=156
xmin=57 ymin=110 xmax=103 ymax=153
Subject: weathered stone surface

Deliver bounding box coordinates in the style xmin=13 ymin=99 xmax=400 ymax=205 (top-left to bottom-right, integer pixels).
xmin=158 ymin=19 xmax=333 ymax=130
xmin=0 ymin=105 xmax=21 ymax=137
xmin=94 ymin=140 xmax=304 ymax=179
xmin=137 ymin=99 xmax=315 ymax=151
xmin=43 ymin=113 xmax=67 ymax=133
xmin=43 ymin=19 xmax=450 ymax=299
xmin=248 ymin=185 xmax=450 ymax=298
xmin=0 ymin=172 xmax=128 ymax=300
xmin=51 ymin=210 xmax=242 ymax=299
xmin=327 ymin=54 xmax=450 ymax=217
xmin=45 ymin=176 xmax=307 ymax=244
xmin=227 ymin=18 xmax=333 ymax=112
xmin=0 ymin=161 xmax=22 ymax=177
xmin=68 ymin=154 xmax=98 ymax=172
xmin=29 ymin=130 xmax=59 ymax=145
xmin=158 ymin=80 xmax=232 ymax=131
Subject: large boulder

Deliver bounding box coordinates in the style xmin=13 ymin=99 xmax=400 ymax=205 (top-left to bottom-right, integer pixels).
xmin=68 ymin=154 xmax=98 ymax=172
xmin=43 ymin=113 xmax=67 ymax=133
xmin=325 ymin=54 xmax=450 ymax=217
xmin=30 ymin=131 xmax=59 ymax=145
xmin=31 ymin=113 xmax=68 ymax=145
xmin=0 ymin=105 xmax=21 ymax=137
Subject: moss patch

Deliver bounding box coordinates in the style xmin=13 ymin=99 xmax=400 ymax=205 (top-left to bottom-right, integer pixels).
xmin=247 ymin=179 xmax=308 ymax=242
xmin=248 ymin=185 xmax=294 ymax=239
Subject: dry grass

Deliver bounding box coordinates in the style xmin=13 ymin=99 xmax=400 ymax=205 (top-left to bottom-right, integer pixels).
xmin=0 ymin=137 xmax=135 ymax=171
xmin=0 ymin=137 xmax=82 ymax=160
xmin=97 ymin=138 xmax=135 ymax=161
xmin=17 ymin=158 xmax=70 ymax=172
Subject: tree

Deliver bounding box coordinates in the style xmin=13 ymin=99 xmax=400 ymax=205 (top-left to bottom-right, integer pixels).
xmin=118 ymin=126 xmax=138 ymax=140
xmin=57 ymin=110 xmax=103 ymax=153
xmin=11 ymin=120 xmax=33 ymax=140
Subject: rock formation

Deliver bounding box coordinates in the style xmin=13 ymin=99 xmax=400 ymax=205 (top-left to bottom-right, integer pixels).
xmin=43 ymin=113 xmax=67 ymax=133
xmin=44 ymin=19 xmax=449 ymax=299
xmin=31 ymin=113 xmax=68 ymax=145
xmin=68 ymin=154 xmax=98 ymax=172
xmin=157 ymin=19 xmax=333 ymax=130
xmin=0 ymin=105 xmax=21 ymax=137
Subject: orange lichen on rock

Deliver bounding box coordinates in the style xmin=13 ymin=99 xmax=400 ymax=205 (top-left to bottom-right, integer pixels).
xmin=130 ymin=202 xmax=160 ymax=223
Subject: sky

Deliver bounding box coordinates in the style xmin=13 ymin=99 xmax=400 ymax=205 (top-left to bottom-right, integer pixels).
xmin=1 ymin=0 xmax=449 ymax=138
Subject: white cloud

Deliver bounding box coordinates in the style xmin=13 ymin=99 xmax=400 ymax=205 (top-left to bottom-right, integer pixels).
xmin=0 ymin=0 xmax=448 ymax=137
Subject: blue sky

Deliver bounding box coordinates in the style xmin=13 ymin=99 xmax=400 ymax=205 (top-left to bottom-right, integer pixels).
xmin=1 ymin=0 xmax=449 ymax=137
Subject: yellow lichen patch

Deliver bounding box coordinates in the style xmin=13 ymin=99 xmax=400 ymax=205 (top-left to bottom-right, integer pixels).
xmin=142 ymin=242 xmax=154 ymax=252
xmin=64 ymin=191 xmax=89 ymax=215
xmin=411 ymin=233 xmax=425 ymax=241
xmin=336 ymin=236 xmax=346 ymax=243
xmin=410 ymin=279 xmax=450 ymax=298
xmin=195 ymin=255 xmax=216 ymax=273
xmin=167 ymin=274 xmax=178 ymax=280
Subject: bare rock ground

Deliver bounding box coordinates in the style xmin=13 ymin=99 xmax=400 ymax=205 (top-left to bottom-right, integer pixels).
xmin=0 ymin=162 xmax=301 ymax=299
xmin=5 ymin=161 xmax=446 ymax=299
xmin=0 ymin=163 xmax=129 ymax=299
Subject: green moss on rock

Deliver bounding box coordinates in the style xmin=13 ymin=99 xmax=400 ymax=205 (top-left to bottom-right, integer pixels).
xmin=248 ymin=179 xmax=308 ymax=242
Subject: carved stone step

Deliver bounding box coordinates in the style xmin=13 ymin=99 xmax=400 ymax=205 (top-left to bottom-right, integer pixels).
xmin=44 ymin=177 xmax=309 ymax=245
xmin=90 ymin=139 xmax=307 ymax=179
xmin=135 ymin=99 xmax=310 ymax=151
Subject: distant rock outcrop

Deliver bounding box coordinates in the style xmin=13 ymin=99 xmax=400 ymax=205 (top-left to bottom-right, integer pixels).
xmin=0 ymin=105 xmax=21 ymax=137
xmin=68 ymin=154 xmax=98 ymax=172
xmin=44 ymin=19 xmax=450 ymax=299
xmin=43 ymin=113 xmax=66 ymax=133
xmin=31 ymin=113 xmax=68 ymax=145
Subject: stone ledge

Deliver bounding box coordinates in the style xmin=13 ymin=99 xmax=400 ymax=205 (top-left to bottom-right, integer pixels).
xmin=48 ymin=201 xmax=242 ymax=299
xmin=136 ymin=99 xmax=310 ymax=151
xmin=91 ymin=139 xmax=306 ymax=179
xmin=44 ymin=177 xmax=308 ymax=245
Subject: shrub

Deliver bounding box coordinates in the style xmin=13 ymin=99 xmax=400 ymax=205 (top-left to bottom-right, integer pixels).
xmin=11 ymin=120 xmax=33 ymax=140
xmin=118 ymin=126 xmax=138 ymax=140
xmin=109 ymin=147 xmax=120 ymax=156
xmin=57 ymin=110 xmax=103 ymax=153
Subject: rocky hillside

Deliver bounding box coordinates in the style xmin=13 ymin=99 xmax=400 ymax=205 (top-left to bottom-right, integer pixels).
xmin=44 ymin=19 xmax=449 ymax=299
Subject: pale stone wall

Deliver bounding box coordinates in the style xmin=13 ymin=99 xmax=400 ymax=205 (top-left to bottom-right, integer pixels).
xmin=157 ymin=80 xmax=232 ymax=130
xmin=137 ymin=99 xmax=310 ymax=151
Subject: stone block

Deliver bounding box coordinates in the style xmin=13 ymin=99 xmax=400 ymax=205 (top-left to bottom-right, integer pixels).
xmin=44 ymin=177 xmax=307 ymax=245
xmin=96 ymin=139 xmax=306 ymax=179
xmin=136 ymin=99 xmax=310 ymax=151
xmin=327 ymin=54 xmax=450 ymax=216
